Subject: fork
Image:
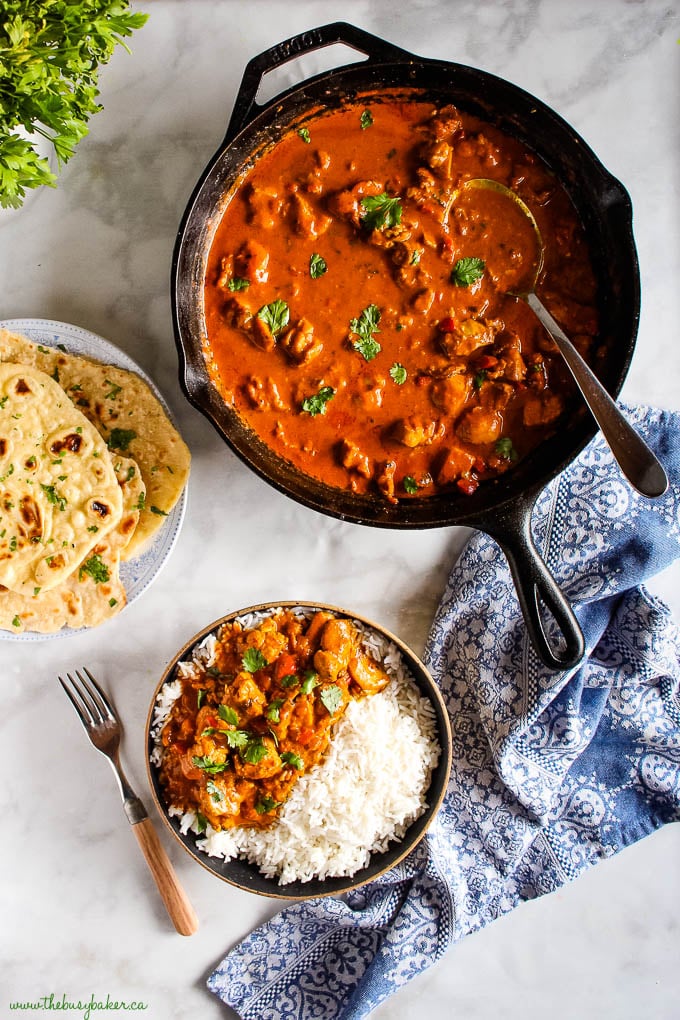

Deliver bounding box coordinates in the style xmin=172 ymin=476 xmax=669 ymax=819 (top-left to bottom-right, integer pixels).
xmin=59 ymin=667 xmax=199 ymax=936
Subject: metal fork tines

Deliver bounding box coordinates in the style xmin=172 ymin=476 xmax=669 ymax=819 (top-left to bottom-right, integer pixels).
xmin=58 ymin=668 xmax=146 ymax=824
xmin=58 ymin=668 xmax=198 ymax=936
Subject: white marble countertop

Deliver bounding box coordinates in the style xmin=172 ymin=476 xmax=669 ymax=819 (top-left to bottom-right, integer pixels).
xmin=1 ymin=1 xmax=679 ymax=1017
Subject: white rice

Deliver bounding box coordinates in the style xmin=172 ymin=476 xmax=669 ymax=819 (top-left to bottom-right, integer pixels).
xmin=151 ymin=608 xmax=441 ymax=885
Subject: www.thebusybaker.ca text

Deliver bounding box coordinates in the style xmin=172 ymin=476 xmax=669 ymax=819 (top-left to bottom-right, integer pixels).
xmin=9 ymin=993 xmax=148 ymax=1020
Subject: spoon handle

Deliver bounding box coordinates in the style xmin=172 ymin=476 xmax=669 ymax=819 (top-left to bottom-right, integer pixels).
xmin=523 ymin=292 xmax=668 ymax=498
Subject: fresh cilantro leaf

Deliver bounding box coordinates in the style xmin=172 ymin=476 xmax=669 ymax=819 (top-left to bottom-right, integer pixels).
xmin=403 ymin=475 xmax=419 ymax=494
xmin=224 ymin=730 xmax=249 ymax=749
xmin=360 ymin=109 xmax=373 ymax=129
xmin=108 ymin=597 xmax=117 ymax=607
xmin=473 ymin=371 xmax=487 ymax=391
xmin=451 ymin=257 xmax=486 ymax=286
xmin=150 ymin=505 xmax=168 ymax=516
xmin=360 ymin=193 xmax=402 ymax=232
xmin=302 ymin=386 xmax=335 ymax=416
xmin=206 ymin=780 xmax=224 ymax=802
xmin=242 ymin=737 xmax=269 ymax=764
xmin=309 ymin=253 xmax=327 ymax=279
xmin=266 ymin=698 xmax=285 ymax=723
xmin=350 ymin=304 xmax=382 ymax=361
xmin=255 ymin=795 xmax=282 ymax=814
xmin=300 ymin=671 xmax=319 ymax=695
xmin=281 ymin=751 xmax=304 ymax=770
xmin=78 ymin=554 xmax=110 ymax=584
xmin=195 ymin=811 xmax=208 ymax=833
xmin=280 ymin=673 xmax=299 ymax=688
xmin=107 ymin=428 xmax=137 ymax=451
xmin=320 ymin=685 xmax=343 ymax=715
xmin=298 ymin=127 xmax=311 ymax=144
xmin=227 ymin=276 xmax=250 ymax=292
xmin=257 ymin=299 xmax=290 ymax=337
xmin=242 ymin=647 xmax=268 ymax=672
xmin=495 ymin=437 xmax=518 ymax=462
xmin=217 ymin=704 xmax=239 ymax=726
xmin=11 ymin=615 xmax=21 ymax=628
xmin=40 ymin=483 xmax=66 ymax=511
xmin=104 ymin=379 xmax=122 ymax=399
xmin=390 ymin=363 xmax=407 ymax=385
xmin=192 ymin=756 xmax=228 ymax=775
xmin=0 ymin=2 xmax=148 ymax=209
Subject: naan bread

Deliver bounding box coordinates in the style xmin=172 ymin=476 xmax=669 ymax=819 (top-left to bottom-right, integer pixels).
xmin=0 ymin=454 xmax=146 ymax=633
xmin=0 ymin=363 xmax=123 ymax=596
xmin=0 ymin=329 xmax=191 ymax=559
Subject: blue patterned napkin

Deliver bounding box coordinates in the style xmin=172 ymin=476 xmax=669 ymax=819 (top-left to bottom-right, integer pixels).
xmin=208 ymin=404 xmax=680 ymax=1020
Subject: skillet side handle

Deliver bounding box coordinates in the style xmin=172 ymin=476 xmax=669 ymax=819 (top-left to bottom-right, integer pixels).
xmin=488 ymin=498 xmax=585 ymax=671
xmin=225 ymin=22 xmax=413 ymax=144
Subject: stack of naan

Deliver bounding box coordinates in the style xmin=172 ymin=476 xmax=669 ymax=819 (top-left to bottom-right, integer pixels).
xmin=0 ymin=329 xmax=191 ymax=634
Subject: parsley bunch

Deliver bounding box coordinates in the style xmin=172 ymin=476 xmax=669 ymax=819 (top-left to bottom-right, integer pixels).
xmin=0 ymin=1 xmax=148 ymax=209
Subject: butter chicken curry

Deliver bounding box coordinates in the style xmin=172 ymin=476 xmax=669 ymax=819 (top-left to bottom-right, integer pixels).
xmin=158 ymin=610 xmax=390 ymax=830
xmin=203 ymin=97 xmax=599 ymax=500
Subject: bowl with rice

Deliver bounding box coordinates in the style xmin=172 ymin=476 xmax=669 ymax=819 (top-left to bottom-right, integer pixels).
xmin=146 ymin=601 xmax=451 ymax=899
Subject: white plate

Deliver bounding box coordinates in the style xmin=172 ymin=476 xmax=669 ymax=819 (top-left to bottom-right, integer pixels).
xmin=0 ymin=317 xmax=188 ymax=641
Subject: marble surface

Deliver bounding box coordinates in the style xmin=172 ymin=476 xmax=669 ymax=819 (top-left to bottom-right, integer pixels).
xmin=1 ymin=1 xmax=679 ymax=1017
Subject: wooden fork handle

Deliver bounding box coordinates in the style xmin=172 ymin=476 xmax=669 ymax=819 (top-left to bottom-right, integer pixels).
xmin=130 ymin=817 xmax=199 ymax=936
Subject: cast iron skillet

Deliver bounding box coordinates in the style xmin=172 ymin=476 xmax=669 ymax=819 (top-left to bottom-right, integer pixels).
xmin=171 ymin=23 xmax=640 ymax=671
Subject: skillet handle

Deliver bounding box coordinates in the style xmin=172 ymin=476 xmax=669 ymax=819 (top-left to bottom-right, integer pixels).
xmin=225 ymin=22 xmax=413 ymax=144
xmin=487 ymin=496 xmax=585 ymax=671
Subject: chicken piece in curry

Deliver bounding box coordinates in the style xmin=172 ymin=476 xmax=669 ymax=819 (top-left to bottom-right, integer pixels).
xmin=203 ymin=96 xmax=599 ymax=500
xmin=158 ymin=610 xmax=389 ymax=830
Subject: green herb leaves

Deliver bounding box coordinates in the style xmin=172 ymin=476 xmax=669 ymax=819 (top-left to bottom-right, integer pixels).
xmin=494 ymin=437 xmax=518 ymax=462
xmin=192 ymin=755 xmax=228 ymax=775
xmin=309 ymin=253 xmax=327 ymax=279
xmin=107 ymin=428 xmax=137 ymax=451
xmin=390 ymin=363 xmax=407 ymax=385
xmin=360 ymin=109 xmax=373 ymax=130
xmin=298 ymin=127 xmax=311 ymax=144
xmin=302 ymin=386 xmax=335 ymax=416
xmin=227 ymin=277 xmax=250 ymax=292
xmin=217 ymin=704 xmax=239 ymax=726
xmin=40 ymin=483 xmax=66 ymax=511
xmin=451 ymin=257 xmax=485 ymax=286
xmin=350 ymin=304 xmax=381 ymax=361
xmin=78 ymin=553 xmax=110 ymax=584
xmin=257 ymin=299 xmax=290 ymax=337
xmin=360 ymin=193 xmax=402 ymax=232
xmin=0 ymin=1 xmax=148 ymax=208
xmin=242 ymin=647 xmax=268 ymax=673
xmin=320 ymin=684 xmax=343 ymax=715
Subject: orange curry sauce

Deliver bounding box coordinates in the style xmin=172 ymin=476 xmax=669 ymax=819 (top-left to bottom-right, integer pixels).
xmin=203 ymin=97 xmax=598 ymax=500
xmin=158 ymin=610 xmax=389 ymax=830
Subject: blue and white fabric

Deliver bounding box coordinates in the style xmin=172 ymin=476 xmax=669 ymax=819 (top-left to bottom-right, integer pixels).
xmin=208 ymin=404 xmax=680 ymax=1020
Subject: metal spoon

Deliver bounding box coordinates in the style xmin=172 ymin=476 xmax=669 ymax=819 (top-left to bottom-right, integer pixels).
xmin=457 ymin=178 xmax=668 ymax=498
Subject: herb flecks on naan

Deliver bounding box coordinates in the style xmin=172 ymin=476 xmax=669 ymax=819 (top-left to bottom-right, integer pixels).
xmin=0 ymin=363 xmax=123 ymax=596
xmin=0 ymin=329 xmax=191 ymax=559
xmin=0 ymin=453 xmax=146 ymax=633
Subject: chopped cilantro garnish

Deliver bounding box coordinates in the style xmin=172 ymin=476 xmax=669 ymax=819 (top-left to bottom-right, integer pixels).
xmin=495 ymin=437 xmax=518 ymax=462
xmin=320 ymin=685 xmax=343 ymax=715
xmin=40 ymin=483 xmax=66 ymax=511
xmin=350 ymin=303 xmax=382 ymax=361
xmin=242 ymin=737 xmax=269 ymax=764
xmin=107 ymin=428 xmax=137 ymax=451
xmin=280 ymin=673 xmax=299 ymax=688
xmin=224 ymin=729 xmax=249 ymax=749
xmin=298 ymin=127 xmax=311 ymax=144
xmin=300 ymin=671 xmax=319 ymax=695
xmin=281 ymin=751 xmax=304 ymax=770
xmin=227 ymin=276 xmax=250 ymax=292
xmin=266 ymin=698 xmax=285 ymax=723
xmin=78 ymin=554 xmax=110 ymax=584
xmin=257 ymin=299 xmax=290 ymax=337
xmin=390 ymin=363 xmax=407 ymax=385
xmin=403 ymin=475 xmax=419 ymax=494
xmin=309 ymin=253 xmax=327 ymax=279
xmin=195 ymin=811 xmax=208 ymax=833
xmin=150 ymin=505 xmax=168 ymax=516
xmin=451 ymin=257 xmax=486 ymax=286
xmin=242 ymin=647 xmax=268 ymax=672
xmin=206 ymin=780 xmax=224 ymax=802
xmin=218 ymin=704 xmax=239 ymax=726
xmin=360 ymin=108 xmax=373 ymax=129
xmin=360 ymin=193 xmax=402 ymax=232
xmin=104 ymin=379 xmax=122 ymax=399
xmin=33 ymin=587 xmax=40 ymax=596
xmin=255 ymin=795 xmax=282 ymax=814
xmin=108 ymin=597 xmax=118 ymax=607
xmin=134 ymin=492 xmax=146 ymax=512
xmin=192 ymin=755 xmax=228 ymax=775
xmin=302 ymin=385 xmax=335 ymax=416
xmin=11 ymin=615 xmax=20 ymax=628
